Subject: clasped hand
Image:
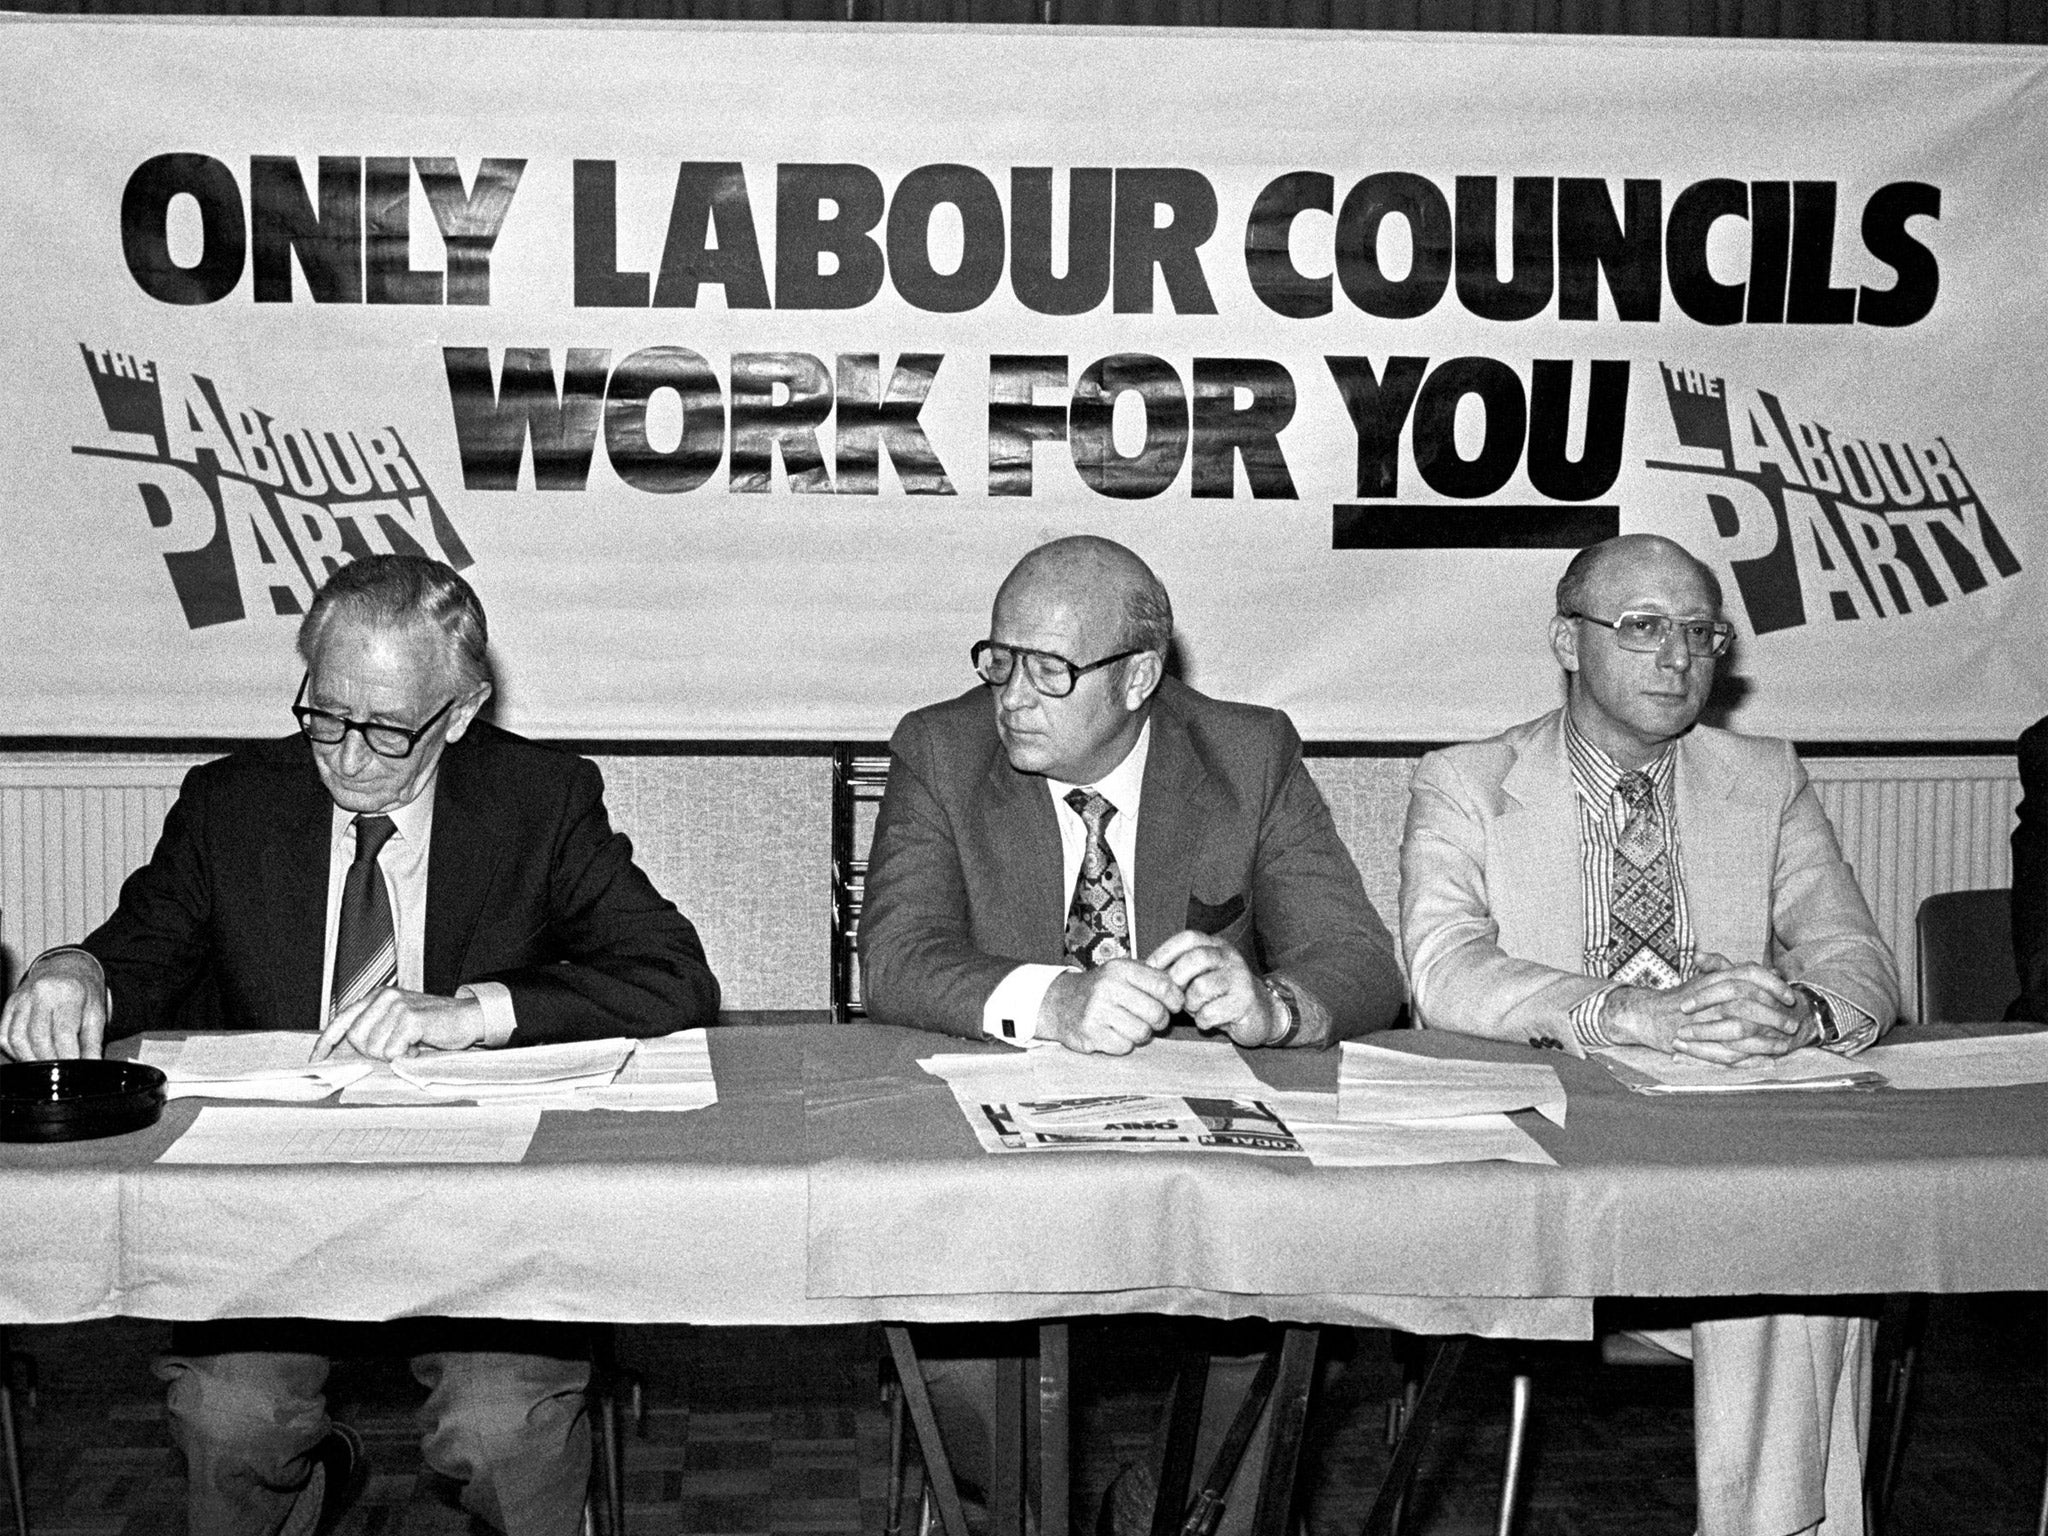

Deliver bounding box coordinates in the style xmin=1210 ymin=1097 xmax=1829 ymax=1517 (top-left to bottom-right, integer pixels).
xmin=1607 ymin=952 xmax=1817 ymax=1064
xmin=1036 ymin=930 xmax=1287 ymax=1054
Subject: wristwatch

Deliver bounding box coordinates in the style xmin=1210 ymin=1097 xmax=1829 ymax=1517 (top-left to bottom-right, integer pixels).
xmin=1791 ymin=983 xmax=1840 ymax=1046
xmin=1259 ymin=975 xmax=1300 ymax=1047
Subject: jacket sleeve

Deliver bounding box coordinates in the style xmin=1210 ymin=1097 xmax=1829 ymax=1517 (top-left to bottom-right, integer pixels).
xmin=473 ymin=757 xmax=721 ymax=1044
xmin=1244 ymin=724 xmax=1405 ymax=1046
xmin=856 ymin=713 xmax=1016 ymax=1039
xmin=82 ymin=762 xmax=219 ymax=1038
xmin=1766 ymin=750 xmax=1900 ymax=1040
xmin=1399 ymin=749 xmax=1608 ymax=1055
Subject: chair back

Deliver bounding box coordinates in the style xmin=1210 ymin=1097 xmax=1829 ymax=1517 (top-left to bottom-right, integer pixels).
xmin=1914 ymin=887 xmax=2017 ymax=1024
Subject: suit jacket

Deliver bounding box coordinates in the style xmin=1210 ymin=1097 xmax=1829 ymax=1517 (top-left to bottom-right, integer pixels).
xmin=83 ymin=721 xmax=719 ymax=1045
xmin=1400 ymin=709 xmax=1898 ymax=1055
xmin=2010 ymin=715 xmax=2048 ymax=1021
xmin=857 ymin=675 xmax=1403 ymax=1044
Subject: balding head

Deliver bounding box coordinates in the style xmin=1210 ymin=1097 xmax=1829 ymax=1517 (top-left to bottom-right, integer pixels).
xmin=1555 ymin=534 xmax=1722 ymax=621
xmin=995 ymin=536 xmax=1174 ymax=657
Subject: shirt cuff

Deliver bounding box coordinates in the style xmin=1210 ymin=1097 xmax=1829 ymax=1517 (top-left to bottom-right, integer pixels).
xmin=982 ymin=964 xmax=1070 ymax=1044
xmin=1570 ymin=983 xmax=1624 ymax=1053
xmin=1796 ymin=982 xmax=1880 ymax=1055
xmin=458 ymin=982 xmax=517 ymax=1048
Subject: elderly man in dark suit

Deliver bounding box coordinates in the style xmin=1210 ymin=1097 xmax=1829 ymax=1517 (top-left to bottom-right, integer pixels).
xmin=859 ymin=534 xmax=1402 ymax=1532
xmin=0 ymin=554 xmax=719 ymax=1536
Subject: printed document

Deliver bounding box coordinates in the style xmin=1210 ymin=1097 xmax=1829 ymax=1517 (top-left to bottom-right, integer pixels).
xmin=158 ymin=1105 xmax=542 ymax=1164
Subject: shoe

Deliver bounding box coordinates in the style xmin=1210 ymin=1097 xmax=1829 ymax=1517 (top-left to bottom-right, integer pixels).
xmin=279 ymin=1423 xmax=367 ymax=1536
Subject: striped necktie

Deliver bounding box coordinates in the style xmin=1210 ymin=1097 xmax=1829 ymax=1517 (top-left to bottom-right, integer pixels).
xmin=1063 ymin=789 xmax=1131 ymax=968
xmin=331 ymin=814 xmax=398 ymax=1018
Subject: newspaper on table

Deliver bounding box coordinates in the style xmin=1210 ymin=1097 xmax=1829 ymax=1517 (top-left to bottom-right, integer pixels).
xmin=341 ymin=1031 xmax=716 ymax=1112
xmin=157 ymin=1104 xmax=543 ymax=1164
xmin=1857 ymin=1030 xmax=2048 ymax=1091
xmin=1338 ymin=1042 xmax=1566 ymax=1126
xmin=137 ymin=1032 xmax=376 ymax=1100
xmin=922 ymin=1041 xmax=1553 ymax=1166
xmin=1595 ymin=1044 xmax=1883 ymax=1094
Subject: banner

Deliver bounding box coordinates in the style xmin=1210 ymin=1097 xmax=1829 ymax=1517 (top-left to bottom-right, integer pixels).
xmin=4 ymin=20 xmax=2043 ymax=740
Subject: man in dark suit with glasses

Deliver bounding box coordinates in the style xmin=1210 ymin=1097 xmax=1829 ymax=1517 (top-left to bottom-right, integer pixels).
xmin=0 ymin=553 xmax=717 ymax=1536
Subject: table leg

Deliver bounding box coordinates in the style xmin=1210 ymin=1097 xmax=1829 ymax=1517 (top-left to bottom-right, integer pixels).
xmin=0 ymin=1341 xmax=25 ymax=1536
xmin=1039 ymin=1324 xmax=1070 ymax=1536
xmin=885 ymin=1327 xmax=975 ymax=1536
xmin=994 ymin=1355 xmax=1025 ymax=1536
xmin=1359 ymin=1338 xmax=1467 ymax=1536
xmin=1248 ymin=1326 xmax=1320 ymax=1536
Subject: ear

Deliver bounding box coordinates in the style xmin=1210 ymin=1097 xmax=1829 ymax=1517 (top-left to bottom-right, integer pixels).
xmin=1548 ymin=614 xmax=1581 ymax=675
xmin=444 ymin=681 xmax=493 ymax=743
xmin=1121 ymin=650 xmax=1164 ymax=711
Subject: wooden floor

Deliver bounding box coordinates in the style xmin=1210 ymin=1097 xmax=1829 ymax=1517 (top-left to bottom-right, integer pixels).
xmin=3 ymin=1296 xmax=2041 ymax=1535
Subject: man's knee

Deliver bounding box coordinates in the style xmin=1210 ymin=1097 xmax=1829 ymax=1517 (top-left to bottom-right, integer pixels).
xmin=154 ymin=1349 xmax=332 ymax=1492
xmin=415 ymin=1350 xmax=591 ymax=1466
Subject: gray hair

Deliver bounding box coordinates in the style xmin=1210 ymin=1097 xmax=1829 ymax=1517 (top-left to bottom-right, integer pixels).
xmin=296 ymin=555 xmax=490 ymax=690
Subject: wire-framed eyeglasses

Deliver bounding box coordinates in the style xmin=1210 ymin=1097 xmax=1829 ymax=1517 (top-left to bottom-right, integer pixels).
xmin=971 ymin=640 xmax=1141 ymax=699
xmin=291 ymin=673 xmax=459 ymax=760
xmin=1564 ymin=610 xmax=1734 ymax=657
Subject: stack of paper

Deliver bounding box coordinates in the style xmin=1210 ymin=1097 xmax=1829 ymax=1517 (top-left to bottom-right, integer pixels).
xmin=158 ymin=1104 xmax=543 ymax=1164
xmin=1338 ymin=1043 xmax=1566 ymax=1125
xmin=1595 ymin=1044 xmax=1882 ymax=1094
xmin=1857 ymin=1031 xmax=2048 ymax=1090
xmin=920 ymin=1039 xmax=1555 ymax=1166
xmin=137 ymin=1032 xmax=376 ymax=1101
xmin=341 ymin=1031 xmax=716 ymax=1112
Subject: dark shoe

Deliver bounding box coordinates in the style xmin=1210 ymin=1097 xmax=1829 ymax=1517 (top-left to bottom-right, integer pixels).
xmin=279 ymin=1423 xmax=367 ymax=1536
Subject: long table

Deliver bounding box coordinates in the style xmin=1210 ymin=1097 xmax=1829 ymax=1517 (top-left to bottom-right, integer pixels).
xmin=4 ymin=1021 xmax=2045 ymax=1333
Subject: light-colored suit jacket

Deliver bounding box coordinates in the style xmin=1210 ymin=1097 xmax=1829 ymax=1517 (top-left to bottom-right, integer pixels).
xmin=1400 ymin=709 xmax=1898 ymax=1054
xmin=859 ymin=675 xmax=1404 ymax=1044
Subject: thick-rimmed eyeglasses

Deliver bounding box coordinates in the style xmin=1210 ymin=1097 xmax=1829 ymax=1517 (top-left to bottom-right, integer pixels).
xmin=1564 ymin=610 xmax=1734 ymax=657
xmin=291 ymin=673 xmax=458 ymax=760
xmin=971 ymin=640 xmax=1141 ymax=699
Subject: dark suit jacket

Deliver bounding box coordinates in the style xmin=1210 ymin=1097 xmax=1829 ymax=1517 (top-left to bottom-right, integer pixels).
xmin=2011 ymin=716 xmax=2048 ymax=1022
xmin=83 ymin=722 xmax=719 ymax=1045
xmin=857 ymin=676 xmax=1403 ymax=1044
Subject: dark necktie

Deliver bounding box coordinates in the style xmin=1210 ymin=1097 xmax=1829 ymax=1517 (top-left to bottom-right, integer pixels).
xmin=1063 ymin=789 xmax=1131 ymax=968
xmin=331 ymin=814 xmax=398 ymax=1018
xmin=1606 ymin=773 xmax=1684 ymax=988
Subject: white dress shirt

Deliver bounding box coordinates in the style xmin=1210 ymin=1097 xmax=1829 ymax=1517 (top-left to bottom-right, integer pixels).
xmin=980 ymin=721 xmax=1152 ymax=1042
xmin=321 ymin=777 xmax=516 ymax=1047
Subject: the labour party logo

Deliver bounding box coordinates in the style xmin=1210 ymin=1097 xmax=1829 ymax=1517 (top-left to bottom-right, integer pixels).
xmin=72 ymin=345 xmax=472 ymax=629
xmin=1646 ymin=362 xmax=2018 ymax=635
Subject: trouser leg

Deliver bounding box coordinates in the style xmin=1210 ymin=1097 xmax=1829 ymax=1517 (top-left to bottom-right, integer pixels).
xmin=412 ymin=1348 xmax=592 ymax=1536
xmin=153 ymin=1347 xmax=332 ymax=1536
xmin=1692 ymin=1311 xmax=1874 ymax=1536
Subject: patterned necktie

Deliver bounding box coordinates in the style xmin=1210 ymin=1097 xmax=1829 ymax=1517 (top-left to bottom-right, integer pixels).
xmin=1063 ymin=788 xmax=1131 ymax=968
xmin=331 ymin=814 xmax=398 ymax=1018
xmin=1606 ymin=773 xmax=1685 ymax=988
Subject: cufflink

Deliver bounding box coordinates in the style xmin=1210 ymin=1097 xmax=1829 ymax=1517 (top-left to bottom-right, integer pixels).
xmin=1000 ymin=1019 xmax=1017 ymax=1040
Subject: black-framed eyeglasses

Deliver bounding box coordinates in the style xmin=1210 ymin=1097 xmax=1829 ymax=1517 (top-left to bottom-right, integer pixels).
xmin=971 ymin=640 xmax=1142 ymax=699
xmin=291 ymin=673 xmax=459 ymax=759
xmin=1564 ymin=610 xmax=1734 ymax=657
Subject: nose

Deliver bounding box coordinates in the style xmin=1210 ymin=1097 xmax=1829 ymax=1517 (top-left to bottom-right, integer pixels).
xmin=996 ymin=665 xmax=1039 ymax=712
xmin=1655 ymin=630 xmax=1693 ymax=671
xmin=334 ymin=730 xmax=377 ymax=776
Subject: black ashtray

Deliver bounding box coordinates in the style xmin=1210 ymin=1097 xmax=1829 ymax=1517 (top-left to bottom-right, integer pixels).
xmin=0 ymin=1059 xmax=168 ymax=1143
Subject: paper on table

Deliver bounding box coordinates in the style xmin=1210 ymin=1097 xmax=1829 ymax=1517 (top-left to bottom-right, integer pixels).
xmin=1858 ymin=1031 xmax=2048 ymax=1090
xmin=1027 ymin=1037 xmax=1266 ymax=1097
xmin=952 ymin=1089 xmax=1304 ymax=1156
xmin=1595 ymin=1045 xmax=1883 ymax=1094
xmin=1266 ymin=1092 xmax=1556 ymax=1168
xmin=137 ymin=1032 xmax=375 ymax=1100
xmin=157 ymin=1105 xmax=542 ymax=1164
xmin=1337 ymin=1043 xmax=1567 ymax=1126
xmin=342 ymin=1032 xmax=716 ymax=1111
xmin=388 ymin=1038 xmax=633 ymax=1088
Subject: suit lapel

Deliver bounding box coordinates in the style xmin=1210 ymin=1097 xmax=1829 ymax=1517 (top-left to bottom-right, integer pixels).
xmin=980 ymin=745 xmax=1068 ymax=963
xmin=1491 ymin=713 xmax=1589 ymax=973
xmin=261 ymin=748 xmax=338 ymax=1030
xmin=1133 ymin=699 xmax=1204 ymax=957
xmin=423 ymin=733 xmax=504 ymax=996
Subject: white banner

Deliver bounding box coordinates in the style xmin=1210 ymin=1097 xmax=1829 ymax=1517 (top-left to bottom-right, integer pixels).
xmin=3 ymin=19 xmax=2043 ymax=740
